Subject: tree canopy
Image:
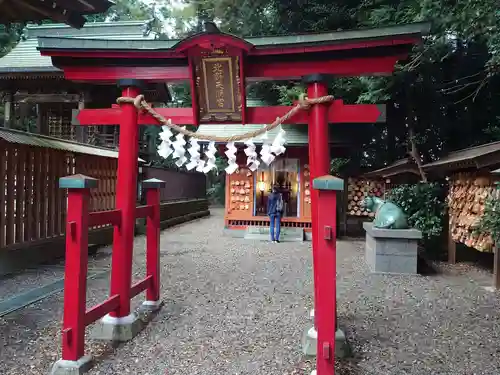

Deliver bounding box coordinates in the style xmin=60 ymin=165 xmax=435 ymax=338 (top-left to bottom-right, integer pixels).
xmin=173 ymin=0 xmax=500 ymax=169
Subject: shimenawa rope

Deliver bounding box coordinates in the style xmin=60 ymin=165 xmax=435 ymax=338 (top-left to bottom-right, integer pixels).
xmin=116 ymin=94 xmax=334 ymax=143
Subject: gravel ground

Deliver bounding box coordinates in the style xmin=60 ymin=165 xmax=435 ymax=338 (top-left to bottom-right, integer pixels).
xmin=0 ymin=266 xmax=66 ymax=300
xmin=1 ymin=208 xmax=500 ymax=375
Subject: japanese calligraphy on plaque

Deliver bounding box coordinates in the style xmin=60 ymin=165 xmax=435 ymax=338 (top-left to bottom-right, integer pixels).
xmin=193 ymin=55 xmax=242 ymax=123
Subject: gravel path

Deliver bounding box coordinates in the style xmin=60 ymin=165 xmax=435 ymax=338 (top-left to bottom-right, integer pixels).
xmin=1 ymin=208 xmax=500 ymax=375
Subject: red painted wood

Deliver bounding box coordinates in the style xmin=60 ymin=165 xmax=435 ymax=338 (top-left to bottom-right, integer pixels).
xmin=61 ymin=189 xmax=90 ymax=361
xmin=74 ymin=102 xmax=383 ymax=127
xmin=306 ymin=80 xmax=333 ymax=375
xmin=84 ymin=295 xmax=120 ymax=326
xmin=88 ymin=209 xmax=122 ymax=227
xmin=130 ymin=275 xmax=153 ymax=298
xmin=146 ymin=188 xmax=161 ymax=302
xmin=58 ymin=55 xmax=405 ymax=83
xmin=64 ymin=66 xmax=190 ymax=82
xmin=175 ymin=33 xmax=253 ymax=53
xmin=109 ymin=85 xmax=141 ymax=318
xmin=135 ymin=204 xmax=154 ymax=219
xmin=247 ymin=102 xmax=384 ymax=124
xmin=316 ymin=189 xmax=338 ymax=375
xmin=188 ymin=57 xmax=200 ymax=126
xmin=246 ymin=55 xmax=406 ymax=79
xmin=73 ymin=107 xmax=194 ymax=126
xmin=239 ymin=52 xmax=247 ymax=124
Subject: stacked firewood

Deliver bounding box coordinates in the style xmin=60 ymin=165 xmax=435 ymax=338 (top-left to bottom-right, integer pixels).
xmin=347 ymin=178 xmax=385 ymax=217
xmin=448 ymin=173 xmax=496 ymax=252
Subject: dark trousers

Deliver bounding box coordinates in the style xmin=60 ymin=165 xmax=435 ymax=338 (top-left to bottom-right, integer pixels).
xmin=269 ymin=213 xmax=281 ymax=241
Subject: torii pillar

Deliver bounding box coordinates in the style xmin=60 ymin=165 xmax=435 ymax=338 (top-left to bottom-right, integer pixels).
xmin=302 ymin=75 xmax=350 ymax=375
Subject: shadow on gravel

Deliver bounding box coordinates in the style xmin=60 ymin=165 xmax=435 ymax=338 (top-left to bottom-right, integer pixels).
xmin=417 ymin=255 xmax=439 ymax=275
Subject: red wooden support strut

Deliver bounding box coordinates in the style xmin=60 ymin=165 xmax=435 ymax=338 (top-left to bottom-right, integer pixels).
xmin=312 ymin=176 xmax=344 ymax=375
xmin=109 ymin=80 xmax=143 ymax=319
xmin=143 ymin=179 xmax=165 ymax=304
xmin=58 ymin=174 xmax=98 ymax=362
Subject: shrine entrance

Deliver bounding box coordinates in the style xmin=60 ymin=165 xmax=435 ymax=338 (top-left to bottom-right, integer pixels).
xmin=255 ymin=158 xmax=300 ymax=217
xmin=39 ymin=22 xmax=429 ymax=375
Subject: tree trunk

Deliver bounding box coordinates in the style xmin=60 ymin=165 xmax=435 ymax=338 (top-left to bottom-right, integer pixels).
xmin=408 ymin=124 xmax=428 ymax=183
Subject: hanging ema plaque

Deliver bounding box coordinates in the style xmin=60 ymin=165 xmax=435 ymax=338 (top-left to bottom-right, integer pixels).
xmin=193 ymin=53 xmax=242 ymax=123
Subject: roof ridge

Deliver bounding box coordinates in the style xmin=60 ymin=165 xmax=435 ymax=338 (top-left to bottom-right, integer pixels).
xmin=26 ymin=20 xmax=149 ymax=30
xmin=0 ymin=127 xmax=115 ymax=151
xmin=446 ymin=140 xmax=500 ymax=154
xmin=24 ymin=20 xmax=152 ymax=40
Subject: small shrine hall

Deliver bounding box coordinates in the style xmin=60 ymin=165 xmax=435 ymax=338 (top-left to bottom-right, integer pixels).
xmin=196 ymin=113 xmax=370 ymax=234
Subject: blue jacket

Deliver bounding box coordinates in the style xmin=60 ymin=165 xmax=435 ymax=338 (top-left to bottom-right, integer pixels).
xmin=267 ymin=192 xmax=282 ymax=216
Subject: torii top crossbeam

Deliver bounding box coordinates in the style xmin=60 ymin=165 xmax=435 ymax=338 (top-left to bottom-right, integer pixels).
xmin=37 ymin=22 xmax=429 ymax=126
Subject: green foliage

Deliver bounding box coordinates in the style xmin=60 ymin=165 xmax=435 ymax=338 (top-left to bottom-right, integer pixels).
xmin=207 ymin=182 xmax=225 ymax=204
xmin=86 ymin=0 xmax=170 ymax=36
xmin=330 ymin=158 xmax=350 ymax=175
xmin=386 ymin=183 xmax=446 ymax=239
xmin=479 ymin=192 xmax=500 ymax=242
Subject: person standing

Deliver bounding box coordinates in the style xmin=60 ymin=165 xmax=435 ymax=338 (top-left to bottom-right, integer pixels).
xmin=267 ymin=185 xmax=284 ymax=243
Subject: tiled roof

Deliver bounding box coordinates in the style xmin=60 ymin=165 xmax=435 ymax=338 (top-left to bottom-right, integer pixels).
xmin=363 ymin=157 xmax=420 ymax=178
xmin=36 ymin=22 xmax=430 ymax=52
xmin=0 ymin=21 xmax=155 ymax=73
xmin=0 ymin=127 xmax=145 ymax=162
xmin=195 ymin=124 xmax=309 ymax=145
xmin=423 ymin=141 xmax=500 ymax=171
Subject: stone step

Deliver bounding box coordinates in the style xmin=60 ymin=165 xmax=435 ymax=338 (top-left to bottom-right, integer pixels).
xmin=244 ymin=226 xmax=304 ymax=242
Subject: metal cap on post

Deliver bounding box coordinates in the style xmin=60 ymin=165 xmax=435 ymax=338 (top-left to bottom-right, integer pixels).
xmin=312 ymin=175 xmax=344 ymax=191
xmin=117 ymin=79 xmax=147 ymax=90
xmin=302 ymin=74 xmax=331 ymax=85
xmin=142 ymin=178 xmax=166 ymax=189
xmin=59 ymin=174 xmax=98 ymax=189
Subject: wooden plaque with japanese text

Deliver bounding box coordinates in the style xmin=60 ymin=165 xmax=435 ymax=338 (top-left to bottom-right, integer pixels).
xmin=193 ymin=54 xmax=242 ymax=123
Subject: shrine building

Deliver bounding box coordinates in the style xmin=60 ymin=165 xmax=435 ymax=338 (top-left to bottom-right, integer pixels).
xmin=196 ymin=102 xmax=365 ymax=235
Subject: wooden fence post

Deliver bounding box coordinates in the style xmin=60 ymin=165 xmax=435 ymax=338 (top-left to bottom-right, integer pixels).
xmin=58 ymin=174 xmax=97 ymax=365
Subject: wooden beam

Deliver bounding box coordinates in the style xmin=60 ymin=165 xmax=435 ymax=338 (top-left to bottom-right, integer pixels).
xmin=75 ymin=0 xmax=96 ymax=10
xmin=72 ymin=102 xmax=385 ymax=127
xmin=448 ymin=218 xmax=457 ymax=264
xmin=59 ymin=55 xmax=405 ymax=83
xmin=246 ymin=55 xmax=405 ymax=79
xmin=17 ymin=0 xmax=83 ymax=28
xmin=14 ymin=93 xmax=81 ymax=104
xmin=494 ymin=246 xmax=500 ymax=289
xmin=75 ymin=93 xmax=87 ymax=143
xmin=2 ymin=91 xmax=12 ymax=129
xmin=64 ymin=66 xmax=190 ymax=83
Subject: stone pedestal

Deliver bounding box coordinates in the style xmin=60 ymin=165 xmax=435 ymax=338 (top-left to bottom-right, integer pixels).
xmin=50 ymin=356 xmax=93 ymax=375
xmin=91 ymin=313 xmax=143 ymax=342
xmin=363 ymin=222 xmax=422 ymax=274
xmin=301 ymin=309 xmax=351 ymax=358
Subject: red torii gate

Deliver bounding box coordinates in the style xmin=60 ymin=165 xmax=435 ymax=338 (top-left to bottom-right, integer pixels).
xmin=40 ymin=22 xmax=428 ymax=375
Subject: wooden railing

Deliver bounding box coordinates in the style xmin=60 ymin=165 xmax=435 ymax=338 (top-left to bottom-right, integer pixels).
xmin=0 ymin=141 xmax=207 ymax=252
xmin=0 ymin=142 xmax=118 ymax=250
